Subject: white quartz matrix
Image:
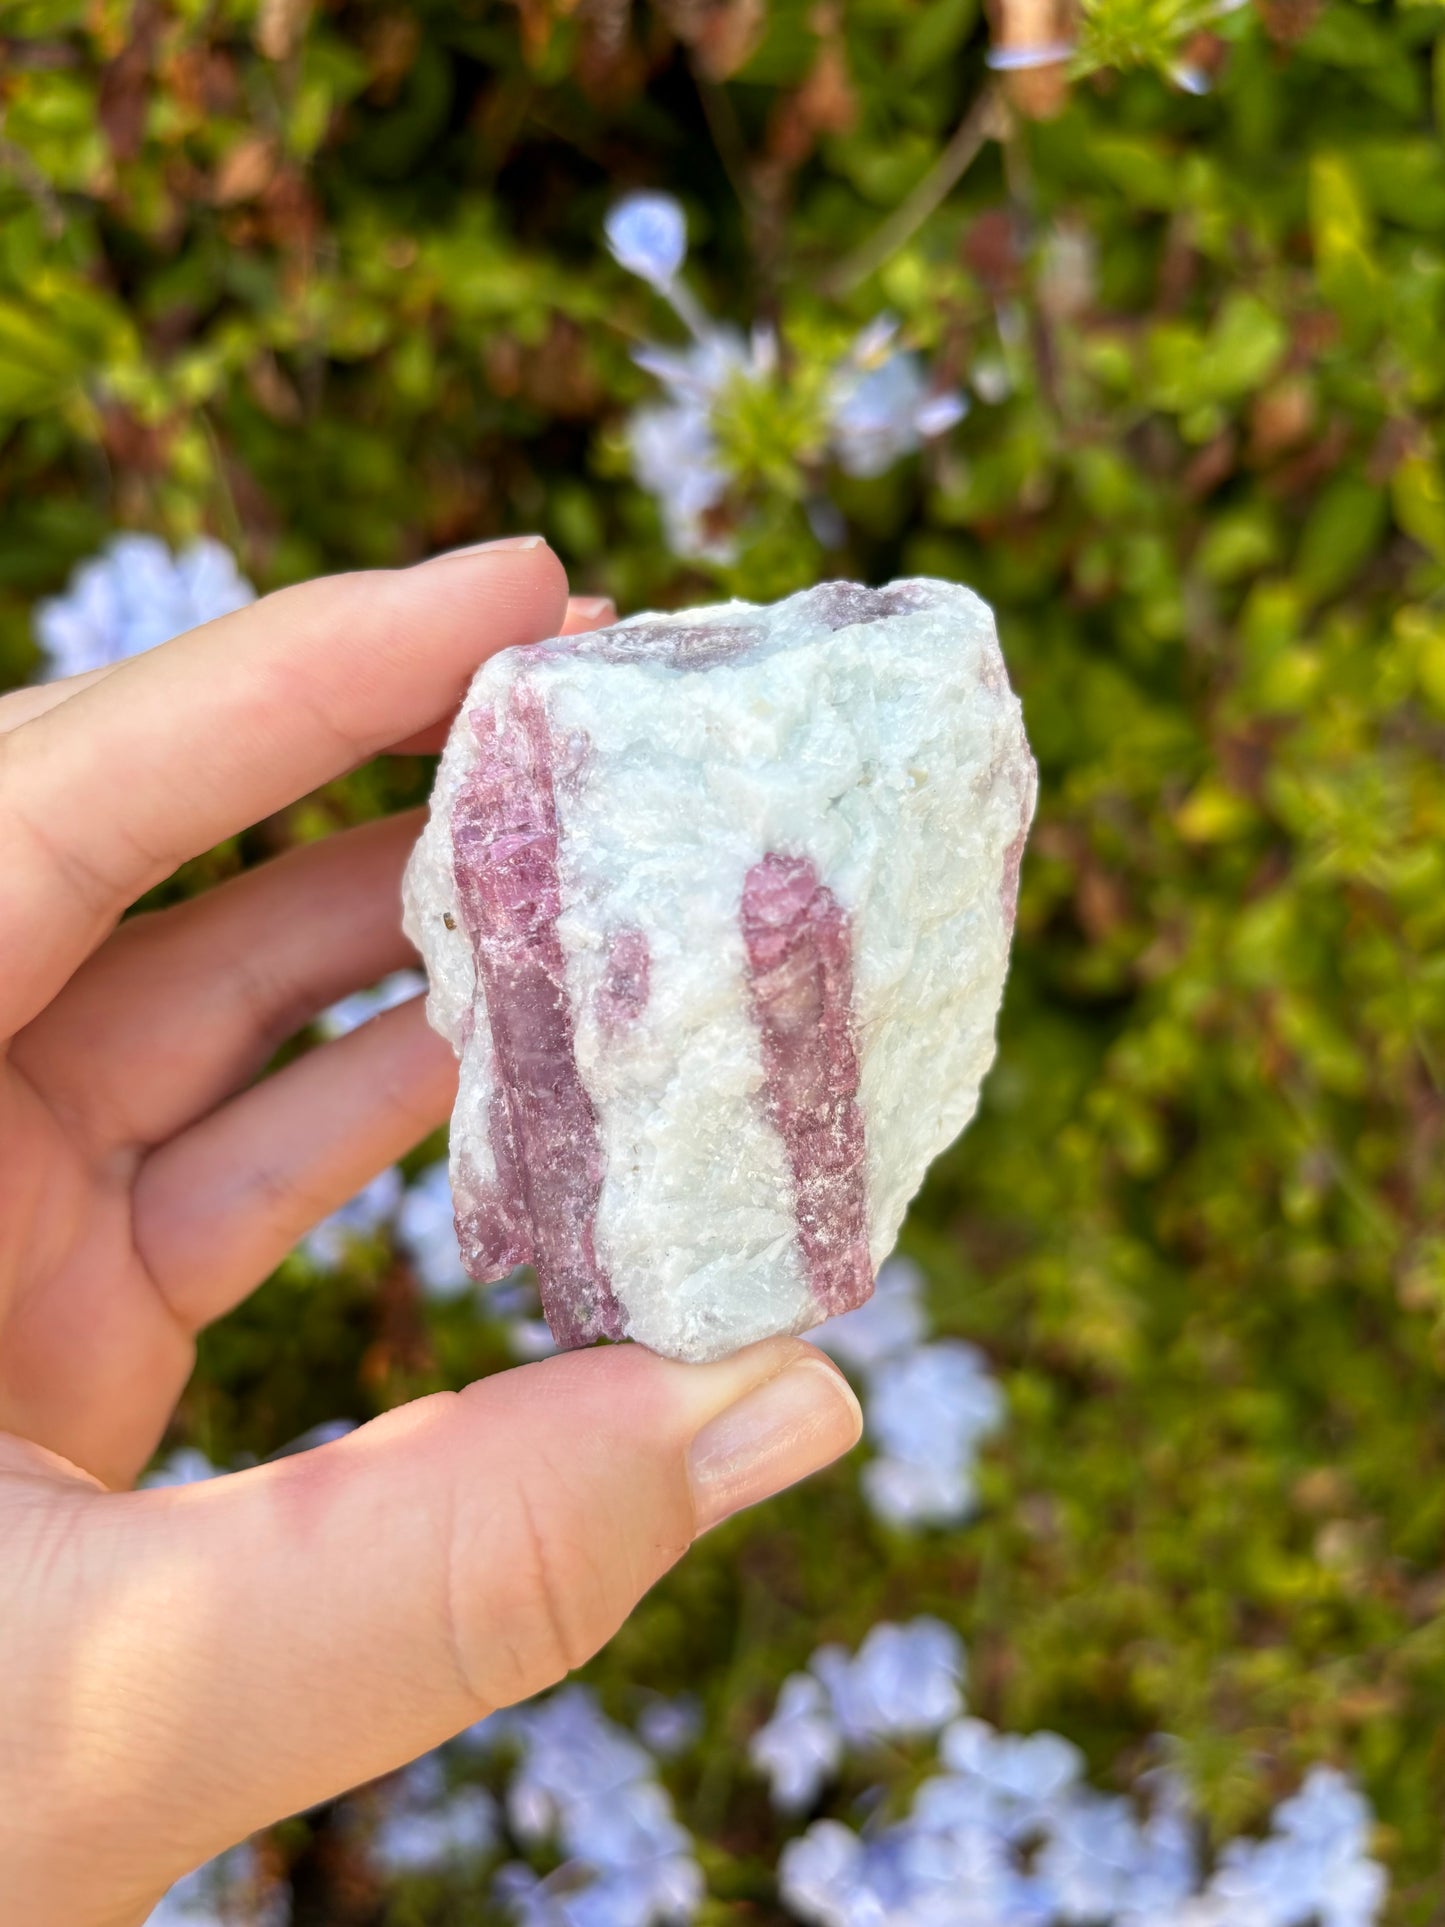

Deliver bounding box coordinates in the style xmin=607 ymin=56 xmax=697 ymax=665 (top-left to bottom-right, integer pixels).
xmin=402 ymin=578 xmax=1035 ymax=1363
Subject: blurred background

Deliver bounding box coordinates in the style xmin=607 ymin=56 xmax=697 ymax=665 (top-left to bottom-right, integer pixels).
xmin=3 ymin=0 xmax=1445 ymax=1919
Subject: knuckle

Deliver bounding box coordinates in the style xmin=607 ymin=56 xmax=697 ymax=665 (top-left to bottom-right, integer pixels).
xmin=445 ymin=1447 xmax=620 ymax=1711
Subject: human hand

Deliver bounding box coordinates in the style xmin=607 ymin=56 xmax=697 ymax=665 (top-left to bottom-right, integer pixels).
xmin=0 ymin=540 xmax=862 ymax=1925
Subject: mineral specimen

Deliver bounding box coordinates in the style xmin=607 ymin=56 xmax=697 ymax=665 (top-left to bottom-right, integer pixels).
xmin=402 ymin=578 xmax=1035 ymax=1362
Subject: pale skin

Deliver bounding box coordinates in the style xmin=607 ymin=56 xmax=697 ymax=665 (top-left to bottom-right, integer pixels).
xmin=0 ymin=538 xmax=862 ymax=1926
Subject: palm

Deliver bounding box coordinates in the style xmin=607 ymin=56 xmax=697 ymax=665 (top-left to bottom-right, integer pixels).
xmin=0 ymin=1055 xmax=185 ymax=1486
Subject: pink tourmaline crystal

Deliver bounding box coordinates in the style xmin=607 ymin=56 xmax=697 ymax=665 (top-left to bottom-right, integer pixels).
xmin=449 ymin=686 xmax=624 ymax=1346
xmin=403 ymin=578 xmax=1035 ymax=1362
xmin=741 ymin=854 xmax=871 ymax=1319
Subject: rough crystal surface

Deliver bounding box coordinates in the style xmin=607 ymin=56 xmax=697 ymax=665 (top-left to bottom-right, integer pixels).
xmin=403 ymin=577 xmax=1036 ymax=1362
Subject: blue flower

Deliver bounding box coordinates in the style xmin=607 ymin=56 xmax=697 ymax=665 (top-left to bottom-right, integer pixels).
xmin=811 ymin=1618 xmax=966 ymax=1747
xmin=818 ymin=1258 xmax=1005 ymax=1530
xmin=34 ymin=534 xmax=254 ymax=681
xmin=371 ymin=1757 xmax=498 ymax=1876
xmin=1037 ymin=1784 xmax=1197 ymax=1922
xmin=1205 ymin=1766 xmax=1387 ymax=1927
xmin=760 ymin=1620 xmax=1386 ymax=1926
xmin=498 ymin=1856 xmax=701 ymax=1927
xmin=861 ymin=1339 xmax=1005 ymax=1528
xmin=813 ymin=1256 xmax=930 ymax=1371
xmin=779 ymin=1813 xmax=1042 ymax=1927
xmin=507 ymin=1688 xmax=656 ymax=1841
xmin=624 ymin=327 xmax=767 ymax=563
xmin=606 ymin=193 xmax=688 ymax=292
xmin=828 ymin=339 xmax=968 ymax=480
xmin=301 ymin=1165 xmax=405 ymax=1268
xmin=749 ymin=1673 xmax=844 ymax=1812
xmin=927 ymin=1718 xmax=1084 ymax=1838
xmin=395 ymin=1159 xmax=472 ymax=1298
xmin=627 ymin=397 xmax=733 ymax=564
xmin=317 ymin=968 xmax=427 ymax=1041
xmin=635 ymin=1696 xmax=702 ymax=1760
xmin=140 ymin=1446 xmax=222 ymax=1489
xmin=606 ymin=187 xmax=966 ymax=562
xmin=497 ymin=1686 xmax=704 ymax=1925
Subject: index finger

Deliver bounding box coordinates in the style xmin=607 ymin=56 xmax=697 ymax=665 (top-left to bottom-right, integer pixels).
xmin=0 ymin=539 xmax=568 ymax=1039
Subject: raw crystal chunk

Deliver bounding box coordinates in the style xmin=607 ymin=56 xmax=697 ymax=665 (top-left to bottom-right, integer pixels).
xmin=402 ymin=578 xmax=1035 ymax=1362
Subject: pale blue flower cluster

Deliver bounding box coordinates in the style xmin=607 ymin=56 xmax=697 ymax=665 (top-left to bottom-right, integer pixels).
xmin=34 ymin=533 xmax=254 ymax=679
xmin=146 ymin=1636 xmax=1386 ymax=1927
xmin=1202 ymin=1768 xmax=1388 ymax=1927
xmin=606 ymin=193 xmax=966 ymax=561
xmin=756 ymin=1621 xmax=1386 ymax=1927
xmin=153 ymin=1686 xmax=702 ymax=1923
xmin=369 ymin=1753 xmax=499 ymax=1878
xmin=466 ymin=1685 xmax=704 ymax=1925
xmin=814 ymin=1259 xmax=1004 ymax=1528
xmin=624 ymin=326 xmax=772 ymax=565
xmin=751 ymin=1619 xmax=965 ymax=1813
xmin=828 ymin=319 xmax=968 ymax=482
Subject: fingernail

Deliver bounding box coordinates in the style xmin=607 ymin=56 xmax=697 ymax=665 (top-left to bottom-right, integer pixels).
xmin=570 ymin=596 xmax=616 ymax=622
xmin=429 ymin=535 xmax=547 ymax=561
xmin=688 ymin=1357 xmax=863 ymax=1534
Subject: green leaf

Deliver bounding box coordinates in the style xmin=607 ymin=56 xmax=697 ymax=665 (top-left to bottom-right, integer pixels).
xmin=1309 ymin=153 xmax=1384 ymax=337
xmin=1393 ymin=453 xmax=1445 ymax=561
xmin=1349 ymin=139 xmax=1445 ymax=233
xmin=1296 ymin=476 xmax=1387 ymax=604
xmin=1148 ymin=295 xmax=1286 ymax=414
xmin=1087 ymin=135 xmax=1179 ymax=212
xmin=898 ymin=0 xmax=979 ymax=77
xmin=0 ymin=299 xmax=81 ymax=415
xmin=1205 ymin=293 xmax=1288 ymax=399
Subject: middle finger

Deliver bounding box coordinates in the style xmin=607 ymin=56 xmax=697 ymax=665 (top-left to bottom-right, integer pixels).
xmin=13 ymin=811 xmax=426 ymax=1152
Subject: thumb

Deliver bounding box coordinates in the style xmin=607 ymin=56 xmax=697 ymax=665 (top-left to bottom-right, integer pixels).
xmin=12 ymin=1338 xmax=860 ymax=1923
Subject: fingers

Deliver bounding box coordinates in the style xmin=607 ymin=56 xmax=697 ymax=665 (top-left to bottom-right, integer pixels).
xmin=0 ymin=595 xmax=611 ymax=750
xmin=12 ymin=589 xmax=616 ymax=1136
xmin=2 ymin=1342 xmax=861 ymax=1918
xmin=134 ymin=998 xmax=456 ymax=1332
xmin=16 ymin=811 xmax=426 ymax=1153
xmin=0 ymin=594 xmax=610 ymax=753
xmin=0 ymin=540 xmax=568 ymax=1039
xmin=0 ymin=665 xmax=118 ymax=736
xmin=385 ymin=592 xmax=616 ymax=755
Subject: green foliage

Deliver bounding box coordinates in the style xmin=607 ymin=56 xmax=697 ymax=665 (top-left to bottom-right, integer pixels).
xmin=5 ymin=0 xmax=1445 ymax=1913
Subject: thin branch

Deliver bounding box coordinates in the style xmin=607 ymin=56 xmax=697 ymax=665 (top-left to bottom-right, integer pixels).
xmin=691 ymin=67 xmax=755 ymax=225
xmin=822 ymin=85 xmax=1008 ymax=300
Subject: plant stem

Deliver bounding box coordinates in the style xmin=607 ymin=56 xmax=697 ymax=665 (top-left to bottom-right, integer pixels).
xmin=823 ymin=86 xmax=1009 ymax=300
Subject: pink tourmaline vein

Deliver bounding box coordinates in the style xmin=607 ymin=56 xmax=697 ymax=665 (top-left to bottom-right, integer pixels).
xmin=740 ymin=853 xmax=873 ymax=1318
xmin=450 ymin=686 xmax=625 ymax=1347
xmin=596 ymin=925 xmax=651 ymax=1032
